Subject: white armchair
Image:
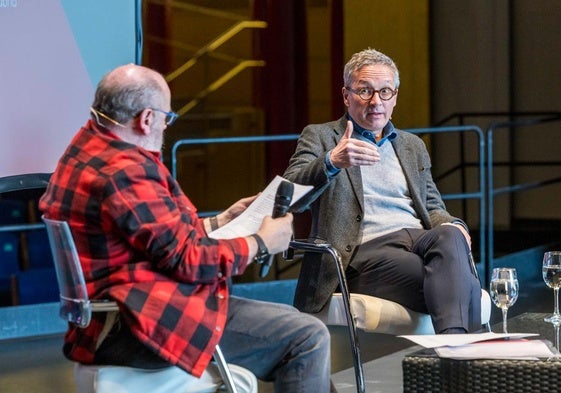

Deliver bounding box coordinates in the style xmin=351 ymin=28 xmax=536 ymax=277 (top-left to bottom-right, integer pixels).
xmin=288 ymin=240 xmax=492 ymax=393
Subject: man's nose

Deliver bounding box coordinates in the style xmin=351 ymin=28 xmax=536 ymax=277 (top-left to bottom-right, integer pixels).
xmin=369 ymin=91 xmax=382 ymax=104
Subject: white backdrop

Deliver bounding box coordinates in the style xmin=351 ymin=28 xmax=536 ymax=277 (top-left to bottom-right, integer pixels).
xmin=0 ymin=0 xmax=140 ymax=177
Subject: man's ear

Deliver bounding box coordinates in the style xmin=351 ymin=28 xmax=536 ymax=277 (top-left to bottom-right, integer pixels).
xmin=342 ymin=87 xmax=350 ymax=108
xmin=135 ymin=108 xmax=153 ymax=135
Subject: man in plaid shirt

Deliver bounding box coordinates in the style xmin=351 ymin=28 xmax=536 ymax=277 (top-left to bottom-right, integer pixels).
xmin=40 ymin=64 xmax=332 ymax=392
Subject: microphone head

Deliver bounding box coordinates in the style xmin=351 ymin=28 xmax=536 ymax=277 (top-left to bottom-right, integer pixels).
xmin=276 ymin=180 xmax=294 ymax=205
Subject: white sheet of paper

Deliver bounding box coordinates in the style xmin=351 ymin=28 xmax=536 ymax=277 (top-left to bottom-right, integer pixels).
xmin=208 ymin=175 xmax=313 ymax=240
xmin=435 ymin=339 xmax=555 ymax=360
xmin=399 ymin=332 xmax=539 ymax=348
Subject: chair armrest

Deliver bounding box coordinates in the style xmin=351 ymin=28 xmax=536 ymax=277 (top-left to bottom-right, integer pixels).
xmin=91 ymin=300 xmax=120 ymax=313
xmin=289 ymin=239 xmax=332 ymax=252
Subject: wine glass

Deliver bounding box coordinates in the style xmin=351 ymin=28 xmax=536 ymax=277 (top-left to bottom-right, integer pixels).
xmin=489 ymin=267 xmax=519 ymax=334
xmin=543 ymin=251 xmax=561 ymax=323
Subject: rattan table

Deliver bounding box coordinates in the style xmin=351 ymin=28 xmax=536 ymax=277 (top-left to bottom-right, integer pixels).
xmin=402 ymin=313 xmax=561 ymax=392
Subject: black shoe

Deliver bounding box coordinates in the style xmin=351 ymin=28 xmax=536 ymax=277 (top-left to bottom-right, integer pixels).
xmin=439 ymin=327 xmax=467 ymax=334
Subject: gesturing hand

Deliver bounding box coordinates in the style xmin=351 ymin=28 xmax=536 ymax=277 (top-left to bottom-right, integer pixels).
xmin=329 ymin=121 xmax=380 ymax=169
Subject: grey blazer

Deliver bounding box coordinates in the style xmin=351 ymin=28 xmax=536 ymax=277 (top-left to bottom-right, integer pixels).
xmin=283 ymin=116 xmax=463 ymax=313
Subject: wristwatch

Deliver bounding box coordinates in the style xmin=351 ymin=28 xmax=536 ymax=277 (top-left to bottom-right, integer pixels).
xmin=250 ymin=234 xmax=269 ymax=264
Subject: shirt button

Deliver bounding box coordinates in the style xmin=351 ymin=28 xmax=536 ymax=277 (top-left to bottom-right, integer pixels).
xmin=217 ymin=294 xmax=225 ymax=300
xmin=355 ymin=215 xmax=361 ymax=222
xmin=217 ymin=272 xmax=223 ymax=278
xmin=345 ymin=245 xmax=352 ymax=252
xmin=216 ymin=326 xmax=222 ymax=332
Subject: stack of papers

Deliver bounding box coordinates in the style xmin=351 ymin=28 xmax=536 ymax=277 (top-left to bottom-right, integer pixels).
xmin=399 ymin=332 xmax=556 ymax=360
xmin=208 ymin=176 xmax=313 ymax=240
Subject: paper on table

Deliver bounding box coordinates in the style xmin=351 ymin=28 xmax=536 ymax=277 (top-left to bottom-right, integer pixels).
xmin=435 ymin=339 xmax=555 ymax=360
xmin=399 ymin=332 xmax=539 ymax=348
xmin=208 ymin=175 xmax=313 ymax=240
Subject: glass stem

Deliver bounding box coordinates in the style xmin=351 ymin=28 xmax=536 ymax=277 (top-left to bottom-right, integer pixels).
xmin=554 ymin=288 xmax=560 ymax=317
xmin=502 ymin=308 xmax=508 ymax=334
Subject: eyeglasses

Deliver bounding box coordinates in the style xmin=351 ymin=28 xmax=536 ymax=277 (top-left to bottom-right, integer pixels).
xmin=345 ymin=86 xmax=397 ymax=101
xmin=151 ymin=108 xmax=179 ymax=126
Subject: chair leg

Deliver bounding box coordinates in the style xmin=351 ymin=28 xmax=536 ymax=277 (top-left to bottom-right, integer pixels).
xmin=289 ymin=241 xmax=366 ymax=393
xmin=324 ymin=245 xmax=366 ymax=393
xmin=214 ymin=345 xmax=239 ymax=393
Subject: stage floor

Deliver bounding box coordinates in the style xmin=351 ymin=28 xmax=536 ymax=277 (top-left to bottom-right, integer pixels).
xmin=0 ymin=327 xmax=414 ymax=393
xmin=0 ymin=282 xmax=551 ymax=393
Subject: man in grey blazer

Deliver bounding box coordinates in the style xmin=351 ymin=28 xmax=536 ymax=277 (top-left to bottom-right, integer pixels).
xmin=283 ymin=48 xmax=482 ymax=333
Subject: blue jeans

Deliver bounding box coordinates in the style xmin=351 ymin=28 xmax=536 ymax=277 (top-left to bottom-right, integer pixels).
xmin=220 ymin=296 xmax=332 ymax=393
xmin=94 ymin=295 xmax=332 ymax=392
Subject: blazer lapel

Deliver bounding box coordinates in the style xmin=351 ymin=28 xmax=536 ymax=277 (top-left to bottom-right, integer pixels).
xmin=333 ymin=116 xmax=364 ymax=212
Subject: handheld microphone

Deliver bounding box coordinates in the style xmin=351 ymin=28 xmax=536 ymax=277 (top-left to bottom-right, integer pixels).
xmin=260 ymin=180 xmax=294 ymax=278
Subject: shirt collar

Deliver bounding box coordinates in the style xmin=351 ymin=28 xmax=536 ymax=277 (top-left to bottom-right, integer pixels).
xmin=88 ymin=119 xmax=121 ymax=140
xmin=87 ymin=119 xmax=162 ymax=161
xmin=346 ymin=114 xmax=397 ymax=146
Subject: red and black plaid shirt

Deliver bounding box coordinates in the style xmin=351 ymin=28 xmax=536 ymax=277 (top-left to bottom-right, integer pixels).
xmin=40 ymin=120 xmax=249 ymax=377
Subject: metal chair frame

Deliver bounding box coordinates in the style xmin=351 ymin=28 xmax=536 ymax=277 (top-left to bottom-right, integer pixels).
xmin=288 ymin=240 xmax=366 ymax=393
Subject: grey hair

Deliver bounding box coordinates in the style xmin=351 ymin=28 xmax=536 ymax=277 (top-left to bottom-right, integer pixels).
xmin=343 ymin=48 xmax=400 ymax=89
xmin=91 ymin=68 xmax=164 ymax=124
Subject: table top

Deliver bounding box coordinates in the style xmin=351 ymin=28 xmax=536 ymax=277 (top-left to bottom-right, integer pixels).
xmin=403 ymin=313 xmax=561 ymax=393
xmin=493 ymin=312 xmax=560 ymax=351
xmin=404 ymin=312 xmax=561 ymax=361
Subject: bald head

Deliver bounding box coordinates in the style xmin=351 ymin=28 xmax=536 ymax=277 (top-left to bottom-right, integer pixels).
xmin=103 ymin=64 xmax=166 ymax=89
xmin=91 ymin=64 xmax=169 ymax=129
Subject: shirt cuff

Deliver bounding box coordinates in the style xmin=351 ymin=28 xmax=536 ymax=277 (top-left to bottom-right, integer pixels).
xmin=325 ymin=150 xmax=341 ymax=178
xmin=451 ymin=219 xmax=469 ymax=232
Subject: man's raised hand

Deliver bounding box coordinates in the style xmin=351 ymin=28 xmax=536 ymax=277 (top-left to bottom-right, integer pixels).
xmin=329 ymin=120 xmax=380 ymax=168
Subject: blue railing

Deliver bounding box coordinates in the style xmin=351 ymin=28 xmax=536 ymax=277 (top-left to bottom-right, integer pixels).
xmin=486 ymin=113 xmax=561 ymax=283
xmin=171 ymin=125 xmax=487 ymax=279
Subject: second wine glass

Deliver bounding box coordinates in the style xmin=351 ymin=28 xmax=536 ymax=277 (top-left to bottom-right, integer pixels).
xmin=490 ymin=267 xmax=519 ymax=334
xmin=543 ymin=251 xmax=561 ymax=323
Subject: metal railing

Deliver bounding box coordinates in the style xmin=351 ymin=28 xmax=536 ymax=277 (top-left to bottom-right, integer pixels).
xmin=171 ymin=125 xmax=487 ymax=276
xmin=408 ymin=126 xmax=486 ymax=272
xmin=486 ymin=113 xmax=561 ymax=282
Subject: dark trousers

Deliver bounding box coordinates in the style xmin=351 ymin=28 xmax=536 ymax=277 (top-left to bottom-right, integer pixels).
xmin=346 ymin=225 xmax=482 ymax=332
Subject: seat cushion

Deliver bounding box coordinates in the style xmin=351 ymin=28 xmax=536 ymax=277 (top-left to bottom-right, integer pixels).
xmin=316 ymin=290 xmax=492 ymax=335
xmin=74 ymin=362 xmax=257 ymax=393
xmin=316 ymin=293 xmax=435 ymax=335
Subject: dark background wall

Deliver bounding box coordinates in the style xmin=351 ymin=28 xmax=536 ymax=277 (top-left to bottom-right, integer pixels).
xmin=430 ymin=0 xmax=561 ymax=227
xmin=145 ymin=0 xmax=561 ymax=230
